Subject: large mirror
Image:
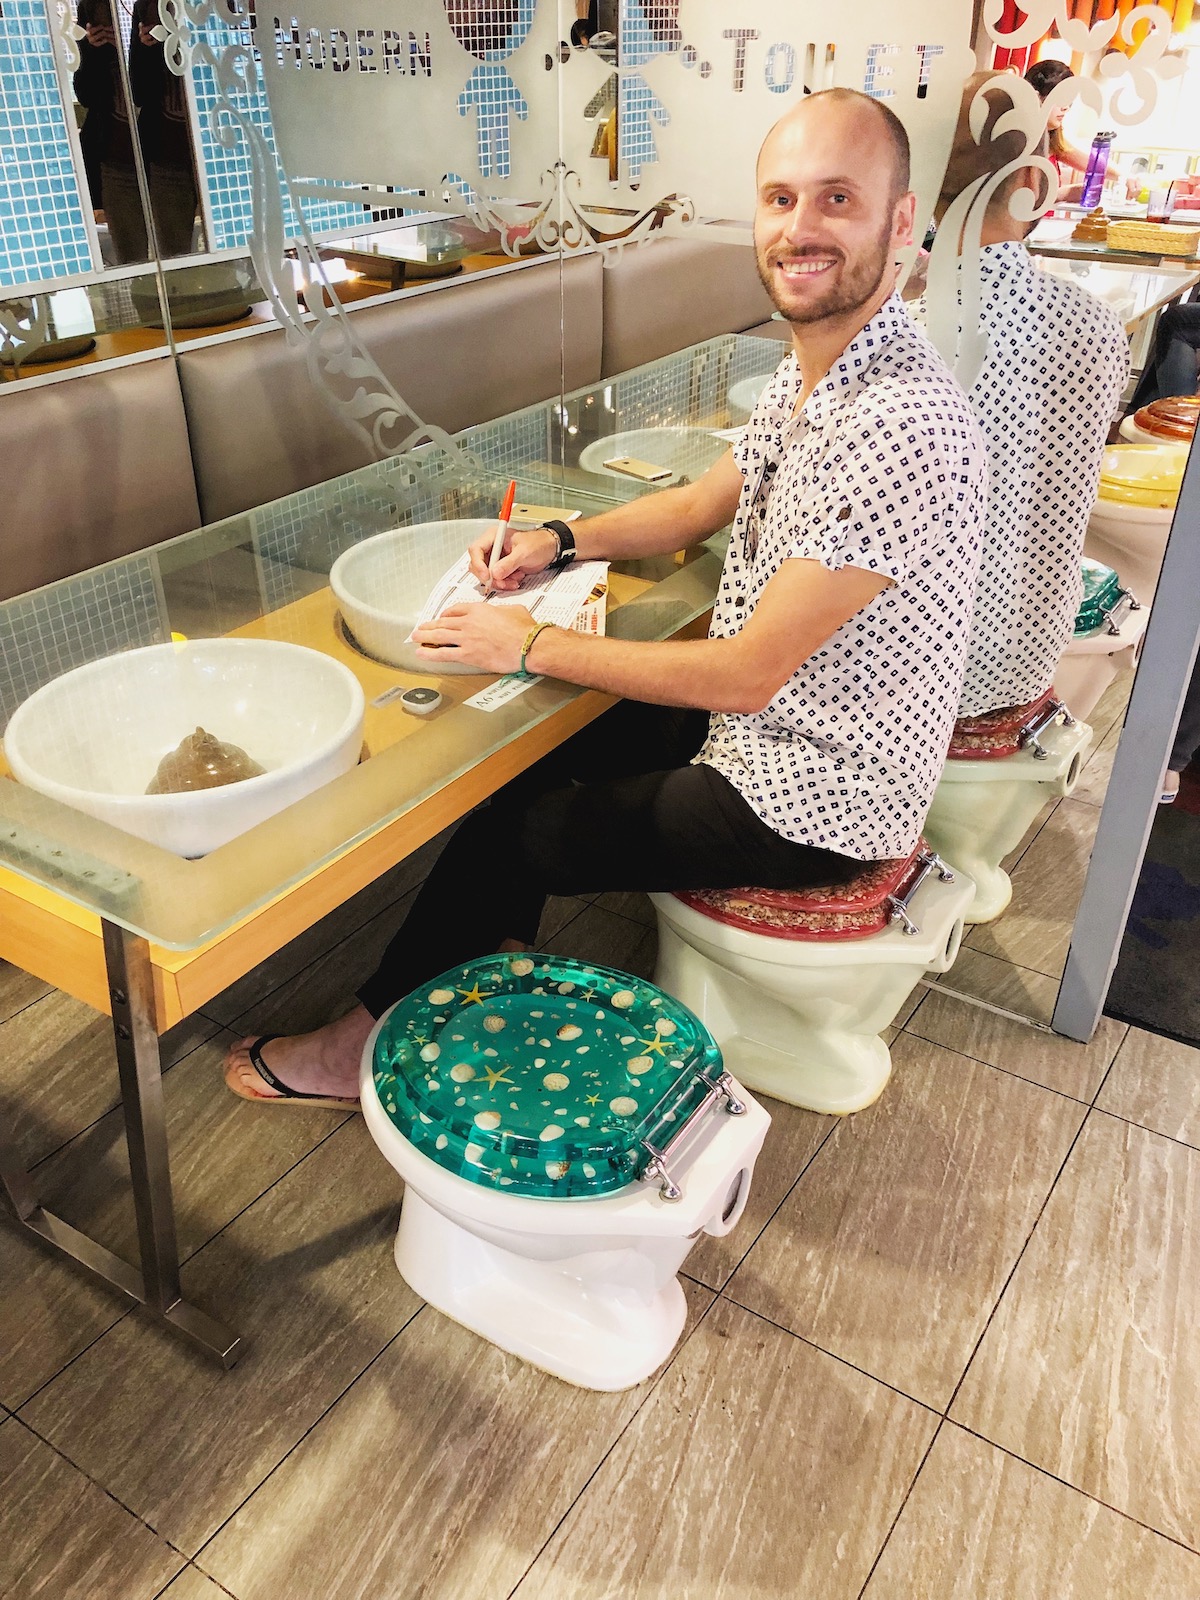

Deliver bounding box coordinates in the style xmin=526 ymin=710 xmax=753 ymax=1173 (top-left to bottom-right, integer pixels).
xmin=2 ymin=0 xmax=1199 ymax=1049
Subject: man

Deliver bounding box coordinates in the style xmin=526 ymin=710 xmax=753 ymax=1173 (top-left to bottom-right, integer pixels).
xmin=911 ymin=73 xmax=1129 ymax=716
xmin=224 ymin=87 xmax=985 ymax=1108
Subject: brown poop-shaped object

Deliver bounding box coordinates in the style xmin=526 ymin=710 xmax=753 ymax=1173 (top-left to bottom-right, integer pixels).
xmin=146 ymin=726 xmax=266 ymax=795
xmin=1072 ymin=208 xmax=1108 ymax=243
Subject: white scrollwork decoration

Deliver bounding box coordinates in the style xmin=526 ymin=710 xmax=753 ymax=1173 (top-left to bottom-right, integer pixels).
xmin=984 ymin=0 xmax=1121 ymax=54
xmin=51 ymin=0 xmax=87 ymax=73
xmin=150 ymin=0 xmax=191 ymax=78
xmin=461 ymin=160 xmax=696 ymax=264
xmin=1101 ymin=5 xmax=1186 ymax=125
xmin=149 ymin=0 xmax=480 ymax=476
xmin=928 ymin=75 xmax=1062 ymax=387
xmin=935 ymin=1 xmax=1183 ymax=389
xmin=0 ymin=295 xmax=52 ymax=369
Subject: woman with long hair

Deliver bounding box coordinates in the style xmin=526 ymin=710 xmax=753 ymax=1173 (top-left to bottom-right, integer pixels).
xmin=1025 ymin=59 xmax=1088 ymax=204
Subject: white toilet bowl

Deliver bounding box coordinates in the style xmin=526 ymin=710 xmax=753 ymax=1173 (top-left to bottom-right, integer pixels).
xmin=1082 ymin=442 xmax=1186 ymax=606
xmin=360 ymin=956 xmax=770 ymax=1391
xmin=649 ymin=846 xmax=973 ymax=1116
xmin=1054 ymin=592 xmax=1147 ymax=722
xmin=1083 ymin=498 xmax=1175 ymax=607
xmin=923 ymin=697 xmax=1091 ymax=925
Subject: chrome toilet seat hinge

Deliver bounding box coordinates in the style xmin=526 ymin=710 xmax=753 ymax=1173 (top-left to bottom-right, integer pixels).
xmin=641 ymin=1069 xmax=747 ymax=1202
xmin=886 ymin=848 xmax=952 ymax=937
xmin=1103 ymin=589 xmax=1140 ymax=635
xmin=1019 ymin=698 xmax=1071 ymax=760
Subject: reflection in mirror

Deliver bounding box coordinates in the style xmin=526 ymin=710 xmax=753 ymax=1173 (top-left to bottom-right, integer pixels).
xmin=72 ymin=0 xmax=203 ymax=265
xmin=909 ymin=1 xmax=1200 ymax=1029
xmin=915 ymin=67 xmax=1130 ymax=934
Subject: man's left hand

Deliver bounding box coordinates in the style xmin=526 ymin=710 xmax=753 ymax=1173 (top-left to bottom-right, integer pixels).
xmin=412 ymin=603 xmax=537 ymax=674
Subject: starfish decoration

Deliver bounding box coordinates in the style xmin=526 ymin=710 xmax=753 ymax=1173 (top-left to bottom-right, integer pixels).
xmin=584 ymin=1093 xmax=601 ymax=1105
xmin=635 ymin=1032 xmax=672 ymax=1057
xmin=457 ymin=982 xmax=490 ymax=1006
xmin=482 ymin=1065 xmax=514 ymax=1091
xmin=580 ymin=988 xmax=597 ymax=1003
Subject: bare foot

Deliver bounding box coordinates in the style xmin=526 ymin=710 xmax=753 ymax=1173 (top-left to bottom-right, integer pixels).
xmin=223 ymin=1004 xmax=375 ymax=1104
xmin=1161 ymin=769 xmax=1181 ymax=804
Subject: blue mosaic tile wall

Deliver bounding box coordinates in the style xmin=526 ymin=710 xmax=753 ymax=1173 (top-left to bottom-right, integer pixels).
xmin=0 ymin=0 xmax=93 ymax=288
xmin=0 ymin=554 xmax=166 ymax=728
xmin=190 ymin=14 xmax=371 ymax=251
xmin=617 ymin=0 xmax=680 ymax=183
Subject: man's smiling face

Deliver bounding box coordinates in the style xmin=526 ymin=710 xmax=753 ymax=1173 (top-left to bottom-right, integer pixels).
xmin=754 ymin=95 xmax=912 ymax=328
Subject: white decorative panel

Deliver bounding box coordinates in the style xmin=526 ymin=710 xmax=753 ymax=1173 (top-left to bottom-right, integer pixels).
xmin=256 ymin=1 xmax=974 ymax=237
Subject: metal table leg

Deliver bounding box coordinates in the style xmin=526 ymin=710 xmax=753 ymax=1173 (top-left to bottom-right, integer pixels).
xmin=0 ymin=921 xmax=242 ymax=1367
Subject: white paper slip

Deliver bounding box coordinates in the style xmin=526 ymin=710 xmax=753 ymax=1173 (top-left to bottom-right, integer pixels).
xmin=464 ymin=674 xmax=543 ymax=712
xmin=410 ymin=551 xmax=610 ymax=637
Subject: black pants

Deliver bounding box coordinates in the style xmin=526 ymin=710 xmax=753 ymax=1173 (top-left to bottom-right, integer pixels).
xmin=358 ymin=703 xmax=862 ymax=1016
xmin=1170 ymin=649 xmax=1200 ymax=774
xmin=1130 ymin=303 xmax=1200 ymax=410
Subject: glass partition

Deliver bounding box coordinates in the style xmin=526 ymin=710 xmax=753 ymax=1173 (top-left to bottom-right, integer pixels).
xmin=0 ymin=345 xmax=760 ymax=947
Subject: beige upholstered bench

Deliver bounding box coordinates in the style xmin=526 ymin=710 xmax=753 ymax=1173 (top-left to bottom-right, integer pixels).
xmin=0 ymin=357 xmax=201 ymax=600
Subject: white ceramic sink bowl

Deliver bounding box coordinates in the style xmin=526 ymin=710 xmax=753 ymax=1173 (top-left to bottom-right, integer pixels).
xmin=4 ymin=639 xmax=365 ymax=857
xmin=330 ymin=518 xmax=495 ymax=675
xmin=578 ymin=427 xmax=727 ymax=485
xmin=727 ymin=375 xmax=768 ymax=420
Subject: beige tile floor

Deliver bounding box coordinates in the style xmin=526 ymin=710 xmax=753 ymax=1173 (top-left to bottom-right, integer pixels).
xmin=6 ymin=679 xmax=1200 ymax=1598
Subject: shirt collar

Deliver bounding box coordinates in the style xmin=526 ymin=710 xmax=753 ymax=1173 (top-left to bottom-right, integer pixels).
xmin=796 ymin=292 xmax=915 ymax=429
xmin=978 ymin=239 xmax=1034 ymax=288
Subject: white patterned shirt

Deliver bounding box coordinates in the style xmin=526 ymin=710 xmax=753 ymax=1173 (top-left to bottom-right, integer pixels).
xmin=917 ymin=242 xmax=1129 ymax=715
xmin=697 ymin=295 xmax=986 ymax=862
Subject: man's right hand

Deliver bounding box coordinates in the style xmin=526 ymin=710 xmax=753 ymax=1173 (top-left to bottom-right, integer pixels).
xmin=467 ymin=523 xmax=559 ymax=591
xmin=85 ymin=22 xmax=117 ymax=45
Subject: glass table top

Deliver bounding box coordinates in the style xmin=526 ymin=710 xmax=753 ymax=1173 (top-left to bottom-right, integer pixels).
xmin=328 ymin=220 xmax=506 ymax=263
xmin=0 ymin=332 xmax=785 ymax=950
xmin=1033 ymin=256 xmax=1199 ymax=330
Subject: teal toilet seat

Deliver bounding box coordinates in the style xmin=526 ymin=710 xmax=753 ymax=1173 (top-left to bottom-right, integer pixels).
xmin=1074 ymin=558 xmax=1138 ymax=637
xmin=371 ymin=955 xmax=737 ymax=1200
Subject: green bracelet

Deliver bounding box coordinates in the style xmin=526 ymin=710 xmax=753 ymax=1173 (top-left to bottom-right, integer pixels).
xmin=518 ymin=621 xmax=554 ymax=679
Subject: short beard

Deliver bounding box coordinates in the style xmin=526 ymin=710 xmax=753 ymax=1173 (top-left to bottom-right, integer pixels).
xmin=756 ymin=216 xmax=894 ymax=326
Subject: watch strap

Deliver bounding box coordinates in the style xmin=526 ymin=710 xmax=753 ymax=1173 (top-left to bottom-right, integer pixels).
xmin=544 ymin=519 xmax=577 ymax=569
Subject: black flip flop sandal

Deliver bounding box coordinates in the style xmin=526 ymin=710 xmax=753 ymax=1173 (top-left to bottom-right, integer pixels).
xmin=225 ymin=1033 xmax=360 ymax=1112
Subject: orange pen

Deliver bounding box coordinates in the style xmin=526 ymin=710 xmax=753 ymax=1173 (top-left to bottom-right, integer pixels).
xmin=482 ymin=478 xmax=518 ymax=599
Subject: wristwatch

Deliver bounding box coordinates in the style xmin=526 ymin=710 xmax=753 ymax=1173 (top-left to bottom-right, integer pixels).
xmin=543 ymin=519 xmax=577 ymax=570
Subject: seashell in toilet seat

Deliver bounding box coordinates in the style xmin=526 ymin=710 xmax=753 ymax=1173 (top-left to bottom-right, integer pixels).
xmin=946 ymin=689 xmax=1059 ymax=760
xmin=369 ymin=955 xmax=727 ymax=1200
xmin=673 ymin=842 xmax=932 ymax=942
xmin=1073 ymin=558 xmax=1131 ymax=638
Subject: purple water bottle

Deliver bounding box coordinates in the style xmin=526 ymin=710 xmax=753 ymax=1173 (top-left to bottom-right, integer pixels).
xmin=1079 ymin=131 xmax=1114 ymax=211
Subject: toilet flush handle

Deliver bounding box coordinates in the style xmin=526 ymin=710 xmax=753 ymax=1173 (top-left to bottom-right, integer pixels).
xmin=640 ymin=1069 xmax=746 ymax=1202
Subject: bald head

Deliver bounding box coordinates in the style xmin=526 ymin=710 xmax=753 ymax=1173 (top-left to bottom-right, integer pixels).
xmin=759 ymin=89 xmax=911 ymax=207
xmin=754 ymin=88 xmax=916 ymax=333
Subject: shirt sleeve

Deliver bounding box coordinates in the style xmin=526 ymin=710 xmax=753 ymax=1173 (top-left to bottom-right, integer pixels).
xmin=781 ymin=394 xmax=973 ymax=587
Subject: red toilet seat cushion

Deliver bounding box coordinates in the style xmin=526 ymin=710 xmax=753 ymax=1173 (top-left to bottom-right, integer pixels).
xmin=672 ymin=842 xmax=929 ymax=941
xmin=948 ymin=688 xmax=1058 ymax=760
